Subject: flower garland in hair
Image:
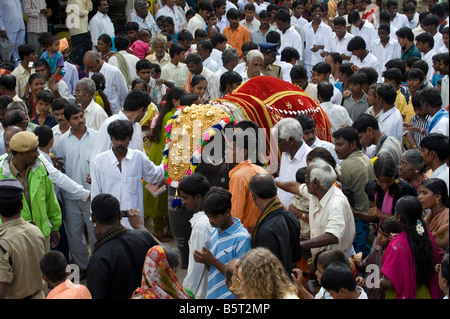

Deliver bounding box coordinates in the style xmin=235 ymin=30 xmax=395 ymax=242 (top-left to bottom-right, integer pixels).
xmin=416 ymin=220 xmax=425 ymax=236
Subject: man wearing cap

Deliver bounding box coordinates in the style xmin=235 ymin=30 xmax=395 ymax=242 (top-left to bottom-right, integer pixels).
xmin=0 ymin=179 xmax=46 ymax=299
xmin=0 ymin=131 xmax=61 ymax=252
xmin=259 ymin=43 xmax=283 ymax=80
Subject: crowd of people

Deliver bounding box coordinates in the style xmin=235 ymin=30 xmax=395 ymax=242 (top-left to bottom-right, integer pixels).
xmin=0 ymin=0 xmax=449 ymax=300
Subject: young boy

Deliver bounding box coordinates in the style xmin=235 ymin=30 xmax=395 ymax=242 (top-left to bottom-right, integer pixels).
xmin=343 ymin=72 xmax=369 ymax=122
xmin=431 ymin=53 xmax=444 ymax=87
xmin=32 ymin=90 xmax=57 ymax=127
xmin=130 ymin=29 xmax=152 ymax=59
xmin=320 ymin=261 xmax=368 ymax=299
xmin=383 ymin=68 xmax=408 ymax=119
xmin=40 ymin=251 xmax=92 ymax=299
xmin=149 ymin=63 xmax=168 ymax=107
xmin=40 ymin=34 xmax=65 ymax=82
xmin=193 ymin=186 xmax=251 ymax=299
xmin=34 ymin=124 xmax=54 ymax=163
xmin=179 ymin=173 xmax=213 ymax=299
xmin=415 ymin=32 xmax=437 ymax=82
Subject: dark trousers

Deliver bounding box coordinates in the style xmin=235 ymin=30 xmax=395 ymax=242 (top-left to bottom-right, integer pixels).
xmin=70 ymin=33 xmax=88 ymax=69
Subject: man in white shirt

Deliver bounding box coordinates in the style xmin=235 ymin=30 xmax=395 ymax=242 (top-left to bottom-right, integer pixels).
xmin=161 ymin=43 xmax=189 ymax=88
xmin=416 ymin=32 xmax=437 ymax=83
xmin=439 ymin=53 xmax=449 ymax=109
xmin=211 ymin=33 xmax=228 ymax=68
xmin=273 ymin=117 xmax=312 ymax=208
xmin=34 ymin=60 xmax=72 ymax=101
xmin=291 ymin=0 xmax=308 ymax=30
xmin=239 ymin=3 xmax=260 ymax=33
xmin=183 ymin=53 xmax=221 ymax=100
xmin=91 ymin=119 xmax=165 ymax=229
xmin=187 ymin=1 xmax=213 ymax=36
xmin=297 ymin=114 xmax=340 ymax=163
xmin=348 ymin=10 xmax=378 ymax=51
xmin=274 ymin=9 xmax=304 ymax=63
xmin=213 ymin=0 xmax=229 ymax=33
xmin=377 ymin=83 xmax=404 ymax=142
xmin=311 ymin=62 xmax=343 ymax=105
xmin=74 ymin=78 xmax=108 ymax=131
xmin=370 ymin=23 xmax=402 ymax=72
xmin=317 ymin=81 xmax=353 ymax=133
xmin=197 ymin=39 xmax=220 ymax=72
xmin=348 ymin=36 xmax=383 ymax=83
xmin=130 ymin=1 xmax=160 ymax=34
xmin=421 ymin=87 xmax=449 ymax=136
xmin=156 ymin=0 xmax=184 ymax=32
xmin=179 ymin=174 xmax=213 ymax=299
xmin=56 ymin=103 xmax=97 ymax=274
xmin=387 ymin=0 xmax=409 ymax=29
xmin=107 ymin=36 xmax=140 ymax=88
xmin=323 ymin=16 xmax=354 ymax=62
xmin=420 ymin=133 xmax=449 ymax=195
xmin=89 ymin=0 xmax=115 ymax=50
xmin=90 ymin=89 xmax=149 ymax=167
xmin=216 ymin=47 xmax=240 ymax=80
xmin=422 ymin=15 xmax=446 ymax=53
xmin=83 ymin=51 xmax=128 ymax=114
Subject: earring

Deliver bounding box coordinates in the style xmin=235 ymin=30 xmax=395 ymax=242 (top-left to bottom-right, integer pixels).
xmin=436 ymin=198 xmax=440 ymax=205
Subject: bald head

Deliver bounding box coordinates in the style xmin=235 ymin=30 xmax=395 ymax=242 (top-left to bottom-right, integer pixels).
xmin=249 ymin=173 xmax=276 ymax=199
xmin=83 ymin=51 xmax=102 ymax=73
xmin=4 ymin=109 xmax=27 ymax=131
xmin=4 ymin=125 xmax=23 ymax=153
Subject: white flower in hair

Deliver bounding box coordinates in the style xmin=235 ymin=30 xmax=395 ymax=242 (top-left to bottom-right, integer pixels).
xmin=416 ymin=220 xmax=425 ymax=236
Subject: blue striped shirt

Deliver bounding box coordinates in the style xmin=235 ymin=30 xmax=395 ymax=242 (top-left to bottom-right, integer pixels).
xmin=205 ymin=217 xmax=251 ymax=299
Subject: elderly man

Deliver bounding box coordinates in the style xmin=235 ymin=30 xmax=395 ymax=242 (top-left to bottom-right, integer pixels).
xmin=83 ymin=51 xmax=128 ymax=114
xmin=131 ymin=0 xmax=160 ymax=34
xmin=74 ymin=78 xmax=108 ymax=130
xmin=0 ymin=179 xmax=46 ymax=299
xmin=0 ymin=131 xmax=61 ymax=252
xmin=239 ymin=49 xmax=263 ymax=82
xmin=273 ymin=117 xmax=311 ymax=208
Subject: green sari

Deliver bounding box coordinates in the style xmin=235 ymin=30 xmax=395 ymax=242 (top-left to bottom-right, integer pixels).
xmin=143 ymin=109 xmax=175 ymax=230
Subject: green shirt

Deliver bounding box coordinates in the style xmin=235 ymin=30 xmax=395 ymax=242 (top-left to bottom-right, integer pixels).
xmin=401 ymin=43 xmax=422 ymax=61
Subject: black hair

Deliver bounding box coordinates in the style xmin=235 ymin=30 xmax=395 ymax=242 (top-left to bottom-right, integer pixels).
xmin=376 ymin=83 xmax=397 ymax=105
xmin=379 ymin=216 xmax=401 ymax=233
xmin=185 ymin=52 xmax=202 ymax=65
xmin=97 ymin=33 xmax=113 ymax=47
xmin=373 ymin=155 xmax=399 ymax=179
xmin=295 ymin=167 xmax=307 ymax=184
xmin=405 ymin=68 xmax=425 ymax=81
xmin=396 ymin=27 xmax=415 ymax=42
xmin=395 ymin=196 xmax=436 ymax=288
xmin=258 ymin=10 xmax=271 ymax=19
xmin=91 ymin=72 xmax=112 ymax=116
xmin=91 ymin=193 xmax=120 ymax=226
xmin=339 ymin=63 xmax=354 ymax=78
xmin=123 ymin=89 xmax=151 ymax=112
xmin=226 ymin=8 xmax=240 ymax=20
xmin=0 ymin=74 xmax=16 ymax=91
xmin=317 ymin=81 xmax=334 ymax=101
xmin=347 ymin=36 xmax=366 ymax=51
xmin=266 ymin=30 xmax=281 ymax=44
xmin=149 ymin=87 xmax=186 ymax=144
xmin=169 ymin=43 xmax=186 ymax=59
xmin=123 ymin=21 xmax=139 ymax=32
xmin=244 ymin=3 xmax=256 ymax=11
xmin=312 ymin=62 xmax=331 ymax=75
xmin=0 ymin=95 xmax=13 ymax=111
xmin=274 ymin=8 xmax=291 ymax=22
xmin=18 ymin=44 xmax=36 ymax=61
xmin=313 ymin=249 xmax=350 ymax=273
xmin=107 ymin=119 xmax=134 ymax=140
xmin=385 ymin=59 xmax=406 ymax=79
xmin=358 ymin=67 xmax=378 ymax=86
xmin=114 ymin=35 xmax=130 ymax=51
xmin=64 ymin=102 xmax=83 ymax=121
xmin=348 ymin=72 xmax=367 ymax=85
xmin=241 ymin=41 xmax=258 ymax=53
xmin=180 ymin=93 xmax=199 ymax=106
xmin=352 ymin=113 xmax=379 ymax=133
xmin=202 ymin=186 xmax=232 ymax=216
xmin=211 ymin=33 xmax=227 ymax=48
xmin=194 ymin=29 xmax=207 ymax=39
xmin=420 ymin=133 xmax=449 ymax=162
xmin=199 ymin=0 xmax=213 ymax=12
xmin=190 ymin=74 xmax=207 ymax=88
xmin=131 ymin=78 xmax=148 ymax=92
xmin=280 ymin=47 xmax=300 ymax=63
xmin=420 ymin=87 xmax=442 ymax=110
xmin=420 ymin=178 xmax=449 ymax=208
xmin=383 ymin=67 xmax=403 ymax=85
xmin=179 ymin=173 xmax=211 ymax=198
xmin=36 ymin=90 xmax=54 ymax=104
xmin=51 ymin=98 xmax=69 ymax=112
xmin=290 ymin=64 xmax=307 ymax=81
xmin=296 ymin=113 xmax=316 ymax=131
xmin=198 ymin=39 xmax=213 ymax=54
xmin=39 ymin=251 xmax=68 ymax=283
xmin=333 ymin=16 xmax=347 ymax=27
xmin=34 ymin=59 xmax=50 ymax=70
xmin=34 ymin=125 xmax=53 ymax=148
xmin=332 ymin=126 xmax=361 ymax=149
xmin=422 ymin=14 xmax=439 ymax=28
xmin=321 ymin=262 xmax=356 ymax=293
xmin=440 ymin=52 xmax=449 ymax=67
xmin=415 ymin=32 xmax=434 ymax=49
xmin=327 ymin=52 xmax=343 ymax=64
xmin=379 ymin=11 xmax=391 ymax=24
xmin=347 ymin=10 xmax=361 ymax=24
xmin=135 ymin=58 xmax=152 ymax=72
xmin=220 ymin=70 xmax=242 ymax=94
xmin=379 ymin=22 xmax=390 ymax=34
xmin=178 ymin=29 xmax=194 ymax=42
xmin=249 ymin=174 xmax=277 ymax=199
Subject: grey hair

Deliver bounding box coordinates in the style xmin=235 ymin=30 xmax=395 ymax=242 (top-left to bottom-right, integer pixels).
xmin=246 ymin=49 xmax=264 ymax=64
xmin=77 ymin=78 xmax=96 ymax=94
xmin=273 ymin=117 xmax=303 ymax=142
xmin=402 ymin=149 xmax=426 ymax=173
xmin=151 ymin=32 xmax=167 ymax=46
xmin=6 ymin=101 xmax=28 ymax=112
xmin=222 ymin=48 xmax=239 ymax=65
xmin=134 ymin=0 xmax=147 ymax=10
xmin=309 ymin=158 xmax=337 ymax=190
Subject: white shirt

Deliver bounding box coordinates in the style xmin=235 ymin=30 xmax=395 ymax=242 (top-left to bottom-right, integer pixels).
xmin=203 ymin=56 xmax=220 ymax=73
xmin=279 ymin=61 xmax=293 ymax=83
xmin=90 ymin=61 xmax=128 ymax=114
xmin=430 ymin=164 xmax=449 ymax=195
xmin=324 ymin=32 xmax=354 ymax=61
xmin=90 ymin=111 xmax=144 ymax=166
xmin=210 ymin=48 xmax=223 ymax=68
xmin=350 ymin=52 xmax=383 ymax=83
xmin=370 ymin=37 xmax=402 ymax=72
xmin=156 ymin=5 xmax=183 ymax=32
xmin=423 ymin=49 xmax=437 ymax=83
xmin=239 ymin=17 xmax=260 ymax=33
xmin=62 ymin=61 xmax=79 ymax=95
xmin=280 ymin=26 xmax=304 ymax=62
xmin=441 ymin=75 xmax=449 ymax=109
xmin=84 ymin=99 xmax=108 ymax=131
xmin=303 ymin=21 xmax=332 ymax=66
xmin=331 ymin=86 xmax=343 ymax=105
xmin=433 ymin=32 xmax=445 ymax=53
xmin=45 ymin=80 xmax=73 ymax=102
xmin=311 ymin=137 xmax=340 ymax=164
xmin=319 ymin=101 xmax=353 ymax=133
xmin=407 ymin=12 xmax=419 ymax=30
xmin=91 ymin=148 xmax=165 ymax=229
xmin=391 ymin=13 xmax=409 ymax=30
xmin=298 ymin=184 xmax=356 ymax=257
xmin=378 ymin=107 xmax=404 ymax=142
xmin=107 ymin=50 xmax=140 ymax=87
xmin=187 ymin=13 xmax=206 ymax=37
xmin=216 ymin=14 xmax=229 ymax=33
xmin=276 ymin=142 xmax=312 ymax=207
xmin=88 ymin=11 xmax=115 ymax=46
xmin=161 ymin=61 xmax=189 ymax=88
xmin=0 ymin=0 xmax=25 ymax=34
xmin=56 ymin=127 xmax=97 ymax=200
xmin=50 ymin=124 xmax=65 ymax=156
xmin=291 ymin=16 xmax=308 ymax=30
xmin=350 ymin=21 xmax=378 ymax=51
xmin=428 ymin=110 xmax=449 ymax=136
xmin=183 ymin=211 xmax=213 ymax=299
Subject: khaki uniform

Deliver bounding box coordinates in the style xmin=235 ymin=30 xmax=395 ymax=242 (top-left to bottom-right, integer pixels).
xmin=0 ymin=218 xmax=46 ymax=299
xmin=261 ymin=63 xmax=283 ymax=79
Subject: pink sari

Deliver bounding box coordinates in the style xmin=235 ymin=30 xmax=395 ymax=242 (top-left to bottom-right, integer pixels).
xmin=381 ymin=232 xmax=441 ymax=299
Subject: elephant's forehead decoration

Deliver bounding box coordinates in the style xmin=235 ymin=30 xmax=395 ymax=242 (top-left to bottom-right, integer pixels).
xmin=162 ymin=103 xmax=236 ymax=189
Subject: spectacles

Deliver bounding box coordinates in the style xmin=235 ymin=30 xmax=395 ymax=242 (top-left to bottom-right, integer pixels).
xmin=435 ymin=263 xmax=441 ymax=273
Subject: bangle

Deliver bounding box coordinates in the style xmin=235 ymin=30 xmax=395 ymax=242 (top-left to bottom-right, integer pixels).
xmin=301 ymin=213 xmax=306 ymax=221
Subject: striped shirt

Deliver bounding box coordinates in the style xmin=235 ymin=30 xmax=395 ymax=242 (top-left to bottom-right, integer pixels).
xmin=205 ymin=217 xmax=251 ymax=299
xmin=11 ymin=64 xmax=35 ymax=99
xmin=410 ymin=114 xmax=430 ymax=146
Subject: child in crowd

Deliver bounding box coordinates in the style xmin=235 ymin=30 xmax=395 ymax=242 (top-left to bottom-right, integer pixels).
xmin=130 ymin=30 xmax=152 ymax=59
xmin=34 ymin=124 xmax=54 ymax=163
xmin=320 ymin=262 xmax=369 ymax=299
xmin=40 ymin=34 xmax=65 ymax=82
xmin=431 ymin=53 xmax=444 ymax=87
xmin=40 ymin=251 xmax=92 ymax=299
xmin=150 ymin=63 xmax=168 ymax=107
xmin=343 ymin=72 xmax=369 ymax=122
xmin=32 ymin=90 xmax=57 ymax=127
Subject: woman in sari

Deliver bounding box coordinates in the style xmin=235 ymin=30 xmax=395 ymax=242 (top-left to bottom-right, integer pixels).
xmin=380 ymin=196 xmax=441 ymax=299
xmin=21 ymin=73 xmax=46 ymax=119
xmin=419 ymin=178 xmax=449 ymax=258
xmin=399 ymin=149 xmax=428 ymax=192
xmin=97 ymin=34 xmax=115 ymax=63
xmin=131 ymin=245 xmax=189 ymax=299
xmin=144 ymin=87 xmax=186 ymax=242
